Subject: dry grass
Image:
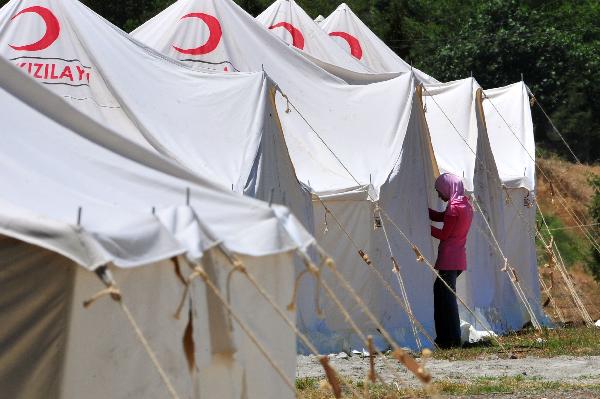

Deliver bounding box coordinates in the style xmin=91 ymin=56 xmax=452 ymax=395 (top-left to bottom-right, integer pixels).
xmin=432 ymin=325 xmax=600 ymax=361
xmin=535 ymin=156 xmax=600 ymax=323
xmin=296 ymin=375 xmax=600 ymax=398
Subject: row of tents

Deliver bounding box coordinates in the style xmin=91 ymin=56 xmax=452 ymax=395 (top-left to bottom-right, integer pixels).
xmin=0 ymin=0 xmax=544 ymax=397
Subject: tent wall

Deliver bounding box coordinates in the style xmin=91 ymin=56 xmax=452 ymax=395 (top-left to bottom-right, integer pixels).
xmin=0 ymin=237 xmax=75 ymax=399
xmin=483 ymin=82 xmax=543 ymax=326
xmin=499 ymin=188 xmax=542 ymax=327
xmin=297 ymin=91 xmax=438 ymax=352
xmin=0 ymin=237 xmax=296 ymax=399
xmin=245 ymin=90 xmax=314 ymax=233
xmin=423 ymin=79 xmax=518 ymax=333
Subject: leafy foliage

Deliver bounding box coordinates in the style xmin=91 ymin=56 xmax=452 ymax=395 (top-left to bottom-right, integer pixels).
xmin=0 ymin=0 xmax=598 ymax=162
xmin=587 ymin=174 xmax=600 ymax=281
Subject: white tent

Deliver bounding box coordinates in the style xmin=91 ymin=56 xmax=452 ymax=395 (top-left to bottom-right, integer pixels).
xmin=256 ymin=0 xmax=372 ymax=73
xmin=0 ymin=56 xmax=313 ymax=398
xmin=422 ymin=78 xmax=514 ymax=331
xmin=133 ymin=0 xmax=441 ymax=352
xmin=0 ymin=0 xmax=313 ymax=234
xmin=483 ymin=81 xmax=544 ymax=325
xmin=319 ymin=3 xmax=438 ymax=84
xmin=316 ymin=3 xmax=544 ymax=332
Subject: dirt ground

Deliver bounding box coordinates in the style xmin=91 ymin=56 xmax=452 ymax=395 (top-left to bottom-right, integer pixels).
xmin=297 ymin=354 xmax=600 ymax=386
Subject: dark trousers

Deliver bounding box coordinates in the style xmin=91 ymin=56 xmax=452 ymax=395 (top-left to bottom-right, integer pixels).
xmin=433 ymin=270 xmax=462 ymax=348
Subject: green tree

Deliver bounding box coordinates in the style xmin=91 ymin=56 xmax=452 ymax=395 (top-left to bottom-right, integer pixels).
xmin=404 ymin=0 xmax=600 ymax=162
xmin=587 ymin=174 xmax=600 ymax=281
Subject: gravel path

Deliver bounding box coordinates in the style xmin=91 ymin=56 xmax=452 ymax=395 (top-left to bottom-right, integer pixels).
xmin=297 ymin=354 xmax=600 ymax=386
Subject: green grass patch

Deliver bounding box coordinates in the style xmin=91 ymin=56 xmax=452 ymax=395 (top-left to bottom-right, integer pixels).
xmin=536 ymin=212 xmax=590 ymax=268
xmin=432 ymin=325 xmax=600 ymax=361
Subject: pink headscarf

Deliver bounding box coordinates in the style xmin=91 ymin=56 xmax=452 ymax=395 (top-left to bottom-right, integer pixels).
xmin=435 ymin=173 xmax=466 ymax=202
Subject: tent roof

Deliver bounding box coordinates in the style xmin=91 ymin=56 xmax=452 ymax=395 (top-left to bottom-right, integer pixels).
xmin=132 ymin=0 xmax=422 ymax=198
xmin=483 ymin=82 xmax=536 ymax=190
xmin=320 ymin=3 xmax=438 ymax=84
xmin=0 ymin=0 xmax=295 ymax=193
xmin=0 ymin=57 xmax=312 ymax=269
xmin=423 ymin=78 xmax=498 ymax=192
xmin=256 ymin=0 xmax=371 ymax=73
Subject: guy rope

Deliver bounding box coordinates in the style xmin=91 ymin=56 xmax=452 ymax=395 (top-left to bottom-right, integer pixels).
xmin=277 ymin=86 xmax=511 ymax=355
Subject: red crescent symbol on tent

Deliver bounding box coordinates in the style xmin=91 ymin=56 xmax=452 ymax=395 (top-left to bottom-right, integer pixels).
xmin=173 ymin=13 xmax=222 ymax=55
xmin=269 ymin=22 xmax=305 ymax=50
xmin=9 ymin=6 xmax=61 ymax=51
xmin=329 ymin=31 xmax=362 ymax=60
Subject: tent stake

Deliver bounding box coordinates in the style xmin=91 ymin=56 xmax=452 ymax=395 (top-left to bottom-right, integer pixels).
xmin=77 ymin=206 xmax=82 ymax=226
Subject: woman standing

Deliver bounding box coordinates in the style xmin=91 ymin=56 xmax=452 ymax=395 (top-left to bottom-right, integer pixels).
xmin=429 ymin=173 xmax=473 ymax=349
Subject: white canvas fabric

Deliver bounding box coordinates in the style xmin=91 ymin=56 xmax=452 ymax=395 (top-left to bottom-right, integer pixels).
xmin=483 ymin=82 xmax=536 ymax=190
xmin=422 ymin=78 xmax=528 ymax=331
xmin=0 ymin=57 xmax=307 ymax=398
xmin=133 ymin=0 xmax=444 ymax=351
xmin=297 ymin=84 xmax=439 ymax=352
xmin=483 ymin=82 xmax=543 ymax=325
xmin=320 ymin=3 xmax=438 ymax=84
xmin=0 ymin=55 xmax=312 ymax=266
xmin=256 ymin=0 xmax=372 ymax=73
xmin=0 ymin=238 xmax=297 ymax=399
xmin=0 ymin=0 xmax=313 ymax=234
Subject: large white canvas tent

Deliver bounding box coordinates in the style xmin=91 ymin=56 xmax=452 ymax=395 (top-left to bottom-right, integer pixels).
xmin=483 ymin=81 xmax=544 ymax=325
xmin=0 ymin=57 xmax=313 ymax=398
xmin=133 ymin=0 xmax=442 ymax=352
xmin=422 ymin=78 xmax=516 ymax=331
xmin=316 ymin=4 xmax=545 ymax=332
xmin=0 ymin=0 xmax=313 ymax=234
xmin=256 ymin=0 xmax=371 ymax=73
xmin=320 ymin=3 xmax=438 ymax=84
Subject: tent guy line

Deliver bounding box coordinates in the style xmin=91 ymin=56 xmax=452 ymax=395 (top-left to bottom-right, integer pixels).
xmin=421 ymin=83 xmax=594 ymax=326
xmin=277 ymin=85 xmax=509 ymax=353
xmin=419 ymin=84 xmax=543 ymax=327
xmin=485 ymin=93 xmax=600 ymax=255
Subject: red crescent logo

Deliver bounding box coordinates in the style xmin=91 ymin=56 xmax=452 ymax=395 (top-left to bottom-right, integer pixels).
xmin=269 ymin=22 xmax=305 ymax=50
xmin=329 ymin=31 xmax=362 ymax=60
xmin=173 ymin=13 xmax=222 ymax=55
xmin=9 ymin=6 xmax=61 ymax=51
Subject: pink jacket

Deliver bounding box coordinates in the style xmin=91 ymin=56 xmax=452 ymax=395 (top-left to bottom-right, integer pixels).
xmin=429 ymin=198 xmax=473 ymax=271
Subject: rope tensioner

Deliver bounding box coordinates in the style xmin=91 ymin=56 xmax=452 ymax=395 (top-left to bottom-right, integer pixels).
xmin=358 ymin=249 xmax=372 ymax=266
xmin=83 ymin=266 xmax=122 ymax=308
xmin=412 ymin=245 xmax=425 ymax=263
xmin=280 ymin=92 xmax=291 ymax=113
xmin=83 ymin=285 xmax=122 ymax=308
